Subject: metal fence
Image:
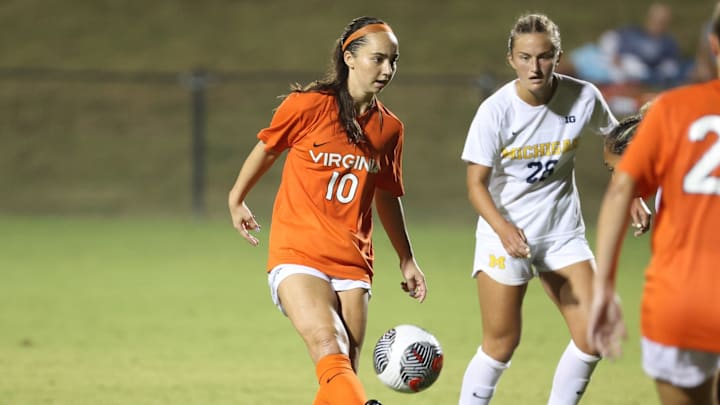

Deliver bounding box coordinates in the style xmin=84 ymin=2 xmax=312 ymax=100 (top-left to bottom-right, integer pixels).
xmin=2 ymin=67 xmax=513 ymax=221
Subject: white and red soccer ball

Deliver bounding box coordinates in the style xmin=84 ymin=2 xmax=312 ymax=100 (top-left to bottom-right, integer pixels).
xmin=372 ymin=324 xmax=444 ymax=393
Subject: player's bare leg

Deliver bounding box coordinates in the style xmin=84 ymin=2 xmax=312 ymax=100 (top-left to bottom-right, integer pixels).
xmin=337 ymin=288 xmax=369 ymax=371
xmin=475 ymin=271 xmax=527 ymax=362
xmin=540 ymin=260 xmax=596 ymax=354
xmin=278 ymin=274 xmax=349 ymax=361
xmin=278 ymin=274 xmax=368 ymax=404
xmin=656 ymin=377 xmax=714 ymax=405
xmin=459 ymin=271 xmax=527 ymax=404
xmin=541 ymin=260 xmax=601 ymax=404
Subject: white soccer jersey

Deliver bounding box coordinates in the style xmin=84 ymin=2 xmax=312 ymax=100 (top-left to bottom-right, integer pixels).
xmin=461 ymin=74 xmax=617 ymax=243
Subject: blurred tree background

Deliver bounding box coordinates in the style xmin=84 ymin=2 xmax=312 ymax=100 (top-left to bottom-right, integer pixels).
xmin=0 ymin=0 xmax=711 ymax=223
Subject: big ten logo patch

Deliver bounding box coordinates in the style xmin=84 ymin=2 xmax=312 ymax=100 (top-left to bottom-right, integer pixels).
xmin=489 ymin=254 xmax=506 ymax=269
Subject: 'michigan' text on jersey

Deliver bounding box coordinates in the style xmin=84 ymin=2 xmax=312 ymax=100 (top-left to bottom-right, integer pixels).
xmin=462 ymin=74 xmax=617 ymax=243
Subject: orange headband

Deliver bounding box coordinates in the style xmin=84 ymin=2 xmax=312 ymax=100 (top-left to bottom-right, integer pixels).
xmin=342 ymin=23 xmax=393 ymax=51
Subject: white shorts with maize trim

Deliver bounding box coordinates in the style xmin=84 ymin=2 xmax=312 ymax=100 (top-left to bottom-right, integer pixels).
xmin=471 ymin=235 xmax=595 ymax=286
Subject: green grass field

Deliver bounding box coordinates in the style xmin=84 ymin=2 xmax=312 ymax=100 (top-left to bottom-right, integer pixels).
xmin=1 ymin=215 xmax=655 ymax=404
xmin=1 ymin=0 xmax=699 ymax=403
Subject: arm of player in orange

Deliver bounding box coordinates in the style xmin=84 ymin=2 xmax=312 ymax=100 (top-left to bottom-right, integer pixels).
xmin=228 ymin=140 xmax=280 ymax=246
xmin=374 ymin=188 xmax=427 ymax=303
xmin=588 ymin=170 xmax=635 ymax=359
xmin=466 ymin=163 xmax=530 ymax=258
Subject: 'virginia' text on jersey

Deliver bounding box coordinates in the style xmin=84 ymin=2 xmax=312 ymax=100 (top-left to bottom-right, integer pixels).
xmin=310 ymin=150 xmax=380 ymax=173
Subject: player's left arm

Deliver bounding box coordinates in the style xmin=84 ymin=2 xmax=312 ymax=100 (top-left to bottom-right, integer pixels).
xmin=374 ymin=188 xmax=427 ymax=303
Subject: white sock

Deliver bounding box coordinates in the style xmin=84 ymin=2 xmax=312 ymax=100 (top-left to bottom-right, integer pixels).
xmin=459 ymin=346 xmax=510 ymax=405
xmin=547 ymin=340 xmax=601 ymax=405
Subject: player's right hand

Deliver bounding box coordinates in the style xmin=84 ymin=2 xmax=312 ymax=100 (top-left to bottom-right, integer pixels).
xmin=588 ymin=287 xmax=627 ymax=360
xmin=495 ymin=221 xmax=531 ymax=259
xmin=230 ymin=201 xmax=261 ymax=246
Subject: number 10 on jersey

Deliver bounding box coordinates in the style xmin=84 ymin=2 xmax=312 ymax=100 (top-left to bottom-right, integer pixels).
xmin=325 ymin=171 xmax=359 ymax=203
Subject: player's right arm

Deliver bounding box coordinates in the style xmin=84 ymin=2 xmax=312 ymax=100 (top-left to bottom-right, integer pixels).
xmin=228 ymin=140 xmax=280 ymax=246
xmin=588 ymin=170 xmax=634 ymax=359
xmin=466 ymin=163 xmax=530 ymax=258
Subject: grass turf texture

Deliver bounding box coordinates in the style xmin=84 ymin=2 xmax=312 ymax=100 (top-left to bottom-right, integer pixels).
xmin=1 ymin=1 xmax=699 ymax=402
xmin=1 ymin=216 xmax=653 ymax=404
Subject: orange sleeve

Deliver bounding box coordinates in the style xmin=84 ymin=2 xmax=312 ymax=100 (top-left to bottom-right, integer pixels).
xmin=257 ymin=92 xmax=327 ymax=153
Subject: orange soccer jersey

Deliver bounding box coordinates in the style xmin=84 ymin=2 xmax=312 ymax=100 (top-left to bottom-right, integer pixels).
xmin=258 ymin=91 xmax=404 ymax=283
xmin=618 ymin=80 xmax=720 ymax=353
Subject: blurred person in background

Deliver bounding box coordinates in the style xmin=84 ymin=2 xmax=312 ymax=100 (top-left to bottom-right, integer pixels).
xmin=228 ymin=16 xmax=427 ymax=405
xmin=569 ymin=3 xmax=688 ymax=88
xmin=602 ymin=111 xmax=645 ymax=173
xmin=689 ymin=18 xmax=718 ymax=83
xmin=599 ymin=2 xmax=687 ymax=87
xmin=602 ymin=102 xmax=652 ymax=175
xmin=458 ymin=12 xmax=650 ymax=405
xmin=602 ymin=108 xmax=654 ymax=236
xmin=563 ymin=3 xmax=690 ymax=115
xmin=589 ymin=2 xmax=720 ymax=404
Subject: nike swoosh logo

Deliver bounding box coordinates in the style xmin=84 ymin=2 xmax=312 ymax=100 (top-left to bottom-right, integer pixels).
xmin=313 ymin=141 xmax=330 ymax=147
xmin=472 ymin=392 xmax=488 ymax=399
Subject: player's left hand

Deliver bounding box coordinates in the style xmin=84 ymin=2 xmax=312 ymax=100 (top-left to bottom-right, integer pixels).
xmin=629 ymin=197 xmax=652 ymax=237
xmin=399 ymin=258 xmax=427 ymax=303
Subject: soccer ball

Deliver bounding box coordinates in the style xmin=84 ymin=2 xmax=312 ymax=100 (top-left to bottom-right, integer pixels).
xmin=372 ymin=324 xmax=444 ymax=393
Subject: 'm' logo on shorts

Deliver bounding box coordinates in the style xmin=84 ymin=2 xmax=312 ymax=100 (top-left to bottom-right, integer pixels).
xmin=489 ymin=254 xmax=506 ymax=269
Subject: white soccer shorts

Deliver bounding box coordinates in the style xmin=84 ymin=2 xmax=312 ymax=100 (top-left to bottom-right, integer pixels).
xmin=267 ymin=264 xmax=371 ymax=315
xmin=471 ymin=235 xmax=595 ymax=285
xmin=642 ymin=337 xmax=720 ymax=388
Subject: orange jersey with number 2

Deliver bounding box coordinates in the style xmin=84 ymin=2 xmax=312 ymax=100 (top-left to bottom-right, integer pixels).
xmin=258 ymin=91 xmax=404 ymax=283
xmin=618 ymin=80 xmax=720 ymax=353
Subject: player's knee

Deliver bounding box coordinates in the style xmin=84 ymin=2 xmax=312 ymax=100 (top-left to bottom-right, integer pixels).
xmin=303 ymin=325 xmax=349 ymax=357
xmin=482 ymin=334 xmax=520 ymax=362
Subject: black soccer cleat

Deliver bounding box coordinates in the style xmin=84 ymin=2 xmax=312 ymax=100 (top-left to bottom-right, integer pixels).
xmin=365 ymin=401 xmax=383 ymax=405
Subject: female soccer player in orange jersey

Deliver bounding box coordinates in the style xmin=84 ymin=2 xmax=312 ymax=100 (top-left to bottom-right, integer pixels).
xmin=589 ymin=3 xmax=720 ymax=404
xmin=602 ymin=103 xmax=720 ymax=405
xmin=227 ymin=16 xmax=426 ymax=405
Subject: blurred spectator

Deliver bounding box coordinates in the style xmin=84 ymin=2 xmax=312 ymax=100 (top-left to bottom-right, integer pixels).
xmin=558 ymin=3 xmax=693 ymax=115
xmin=689 ymin=20 xmax=717 ymax=82
xmin=567 ymin=3 xmax=690 ymax=89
